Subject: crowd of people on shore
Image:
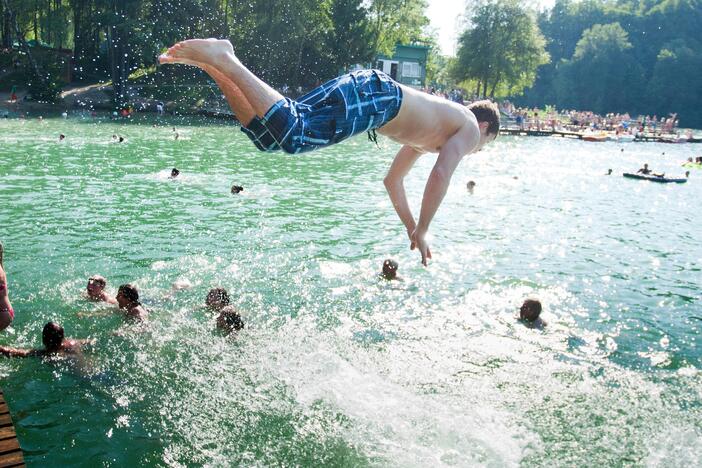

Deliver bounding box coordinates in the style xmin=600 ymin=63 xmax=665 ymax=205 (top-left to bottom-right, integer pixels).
xmin=501 ymin=102 xmax=691 ymax=138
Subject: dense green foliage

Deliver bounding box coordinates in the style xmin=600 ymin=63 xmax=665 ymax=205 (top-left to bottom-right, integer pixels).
xmin=453 ymin=0 xmax=549 ymax=99
xmin=2 ymin=0 xmax=700 ymax=125
xmin=519 ymin=0 xmax=702 ymax=127
xmin=0 ymin=0 xmax=428 ymax=105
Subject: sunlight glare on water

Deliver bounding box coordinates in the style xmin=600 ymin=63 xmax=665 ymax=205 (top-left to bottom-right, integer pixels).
xmin=0 ymin=115 xmax=700 ymax=466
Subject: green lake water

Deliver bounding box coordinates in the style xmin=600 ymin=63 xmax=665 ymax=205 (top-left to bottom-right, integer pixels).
xmin=0 ymin=115 xmax=700 ymax=466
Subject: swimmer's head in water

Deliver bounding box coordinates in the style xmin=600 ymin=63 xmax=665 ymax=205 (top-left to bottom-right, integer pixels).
xmin=87 ymin=275 xmax=107 ymax=297
xmin=216 ymin=305 xmax=244 ymax=334
xmin=231 ymin=185 xmax=244 ymax=194
xmin=59 ymin=134 xmax=65 ymax=140
xmin=206 ymin=288 xmax=230 ymax=310
xmin=117 ymin=284 xmax=140 ymax=308
xmin=520 ymin=299 xmax=542 ymax=322
xmin=171 ymin=168 xmax=180 ymax=178
xmin=382 ymin=259 xmax=398 ymax=280
xmin=42 ymin=321 xmax=64 ymax=350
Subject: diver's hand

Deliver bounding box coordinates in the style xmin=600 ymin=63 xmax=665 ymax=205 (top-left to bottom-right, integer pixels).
xmin=410 ymin=228 xmax=432 ymax=266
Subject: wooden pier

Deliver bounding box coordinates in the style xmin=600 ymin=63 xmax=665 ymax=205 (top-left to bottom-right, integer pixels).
xmin=499 ymin=127 xmax=701 ymax=143
xmin=0 ymin=390 xmax=24 ymax=468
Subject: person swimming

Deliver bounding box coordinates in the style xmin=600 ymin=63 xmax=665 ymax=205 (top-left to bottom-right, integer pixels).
xmin=170 ymin=168 xmax=180 ymax=179
xmin=86 ymin=275 xmax=118 ymax=305
xmin=205 ymin=288 xmax=230 ymax=312
xmin=381 ymin=259 xmax=399 ymax=280
xmin=216 ymin=305 xmax=244 ymax=335
xmin=467 ymin=180 xmax=476 ymax=193
xmin=519 ymin=299 xmax=546 ymax=328
xmin=116 ymin=284 xmax=148 ymax=321
xmin=605 ymin=169 xmax=612 ymax=175
xmin=0 ymin=322 xmax=94 ymax=357
xmin=231 ymin=185 xmax=244 ymax=194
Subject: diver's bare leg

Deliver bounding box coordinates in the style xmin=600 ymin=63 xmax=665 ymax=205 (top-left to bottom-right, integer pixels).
xmin=160 ymin=39 xmax=283 ymax=118
xmin=159 ymin=52 xmax=256 ymax=125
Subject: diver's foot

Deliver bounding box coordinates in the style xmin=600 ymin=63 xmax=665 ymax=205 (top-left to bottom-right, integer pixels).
xmin=159 ymin=38 xmax=237 ymax=68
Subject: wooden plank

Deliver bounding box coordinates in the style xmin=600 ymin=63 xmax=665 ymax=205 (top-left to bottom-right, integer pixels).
xmin=0 ymin=427 xmax=16 ymax=441
xmin=0 ymin=390 xmax=24 ymax=468
xmin=0 ymin=450 xmax=24 ymax=467
xmin=0 ymin=439 xmax=19 ymax=454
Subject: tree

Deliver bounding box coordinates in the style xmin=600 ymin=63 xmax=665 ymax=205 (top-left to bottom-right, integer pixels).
xmin=453 ymin=0 xmax=549 ymax=98
xmin=368 ymin=0 xmax=428 ymax=56
xmin=329 ymin=0 xmax=373 ymax=73
xmin=554 ymin=22 xmax=644 ymax=114
xmin=646 ymin=39 xmax=702 ymax=127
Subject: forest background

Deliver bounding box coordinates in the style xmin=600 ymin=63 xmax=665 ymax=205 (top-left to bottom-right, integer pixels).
xmin=1 ymin=0 xmax=700 ymax=127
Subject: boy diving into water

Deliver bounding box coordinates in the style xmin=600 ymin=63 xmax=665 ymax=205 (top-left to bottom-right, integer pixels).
xmin=159 ymin=39 xmax=500 ymax=265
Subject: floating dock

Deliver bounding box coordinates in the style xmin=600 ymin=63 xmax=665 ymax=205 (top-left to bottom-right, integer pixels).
xmin=0 ymin=390 xmax=24 ymax=467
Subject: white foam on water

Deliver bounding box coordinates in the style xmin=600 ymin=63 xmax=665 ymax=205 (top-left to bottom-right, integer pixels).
xmin=645 ymin=426 xmax=702 ymax=467
xmin=255 ymin=320 xmax=533 ymax=466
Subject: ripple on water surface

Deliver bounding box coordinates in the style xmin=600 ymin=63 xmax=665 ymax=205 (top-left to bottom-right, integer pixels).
xmin=0 ymin=117 xmax=701 ymax=466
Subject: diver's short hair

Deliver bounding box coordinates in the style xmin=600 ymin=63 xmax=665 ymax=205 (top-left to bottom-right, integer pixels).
xmin=468 ymin=100 xmax=500 ymax=136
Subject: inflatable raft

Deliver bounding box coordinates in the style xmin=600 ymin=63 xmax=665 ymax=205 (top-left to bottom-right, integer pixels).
xmin=623 ymin=173 xmax=688 ymax=184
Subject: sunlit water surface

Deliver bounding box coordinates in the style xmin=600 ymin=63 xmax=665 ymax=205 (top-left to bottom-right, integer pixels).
xmin=0 ymin=115 xmax=700 ymax=466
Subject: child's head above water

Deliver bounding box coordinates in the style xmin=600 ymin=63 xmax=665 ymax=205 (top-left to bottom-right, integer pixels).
xmin=519 ymin=299 xmax=542 ymax=322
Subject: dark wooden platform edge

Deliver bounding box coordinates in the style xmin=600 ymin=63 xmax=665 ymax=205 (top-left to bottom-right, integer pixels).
xmin=0 ymin=390 xmax=25 ymax=468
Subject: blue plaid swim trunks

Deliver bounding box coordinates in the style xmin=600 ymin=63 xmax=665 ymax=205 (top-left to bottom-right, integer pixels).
xmin=241 ymin=69 xmax=403 ymax=154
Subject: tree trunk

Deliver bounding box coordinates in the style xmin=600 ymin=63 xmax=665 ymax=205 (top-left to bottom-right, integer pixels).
xmin=1 ymin=0 xmax=46 ymax=86
xmin=1 ymin=1 xmax=11 ymax=48
xmin=489 ymin=75 xmax=499 ymax=98
xmin=109 ymin=0 xmax=129 ymax=108
xmin=222 ymin=0 xmax=229 ymax=36
xmin=33 ymin=0 xmax=38 ymax=40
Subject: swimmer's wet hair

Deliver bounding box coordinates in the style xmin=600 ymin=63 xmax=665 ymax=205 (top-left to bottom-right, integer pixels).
xmin=520 ymin=299 xmax=542 ymax=322
xmin=219 ymin=306 xmax=244 ymax=332
xmin=89 ymin=275 xmax=107 ymax=287
xmin=42 ymin=321 xmax=64 ymax=349
xmin=118 ymin=284 xmax=140 ymax=304
xmin=206 ymin=288 xmax=230 ymax=307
